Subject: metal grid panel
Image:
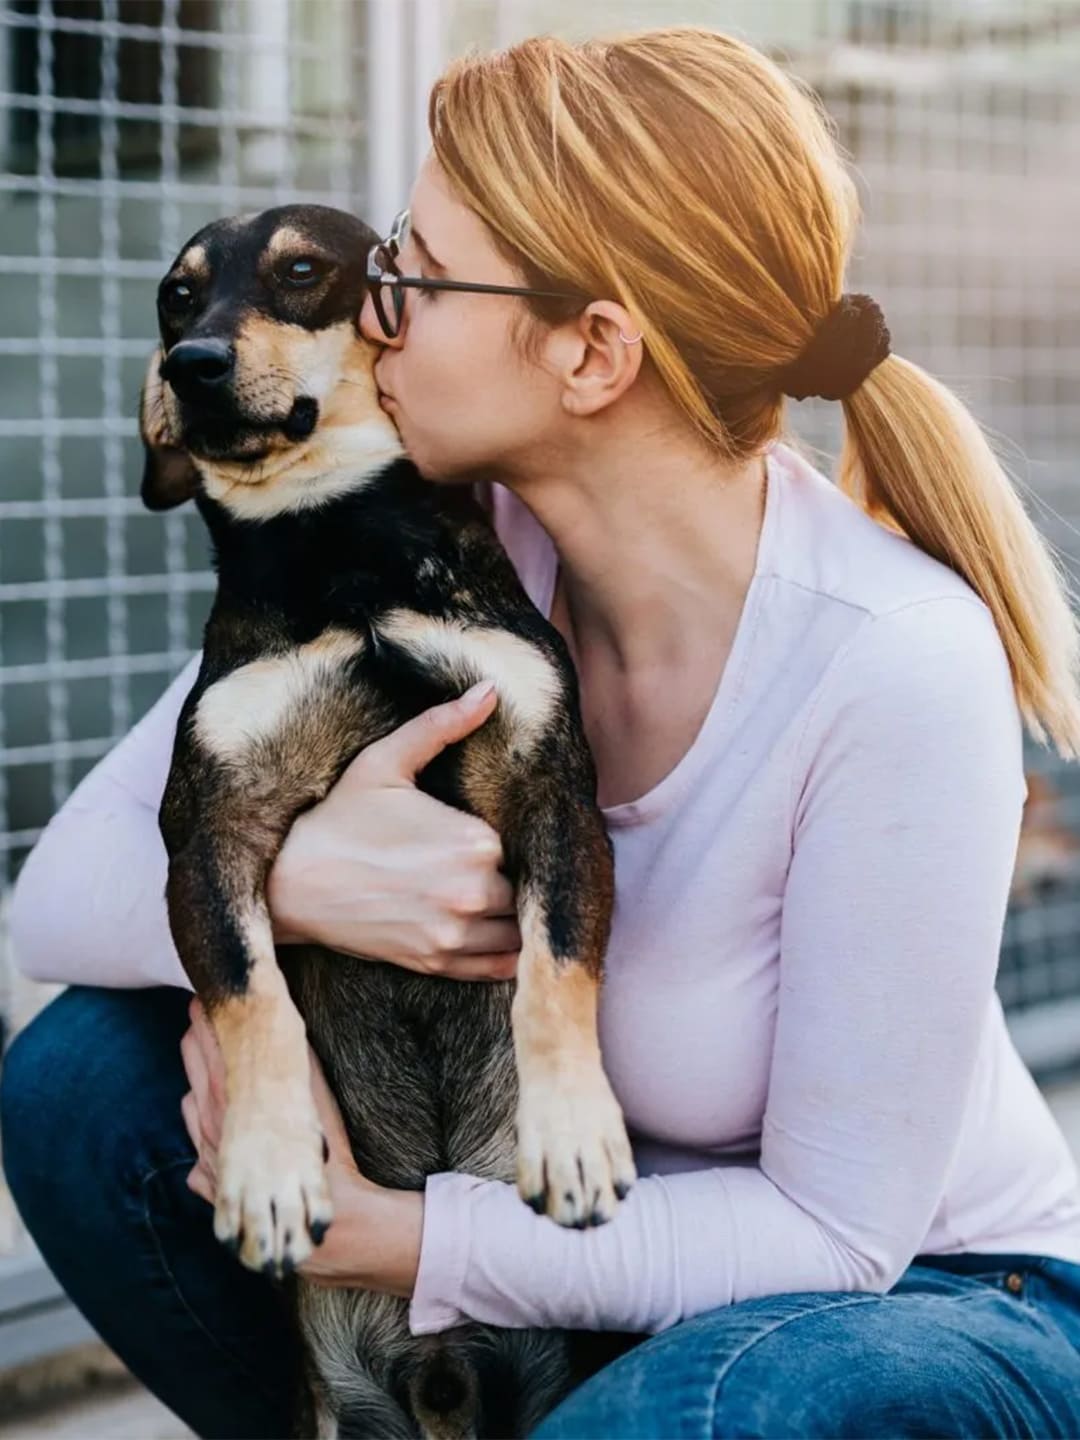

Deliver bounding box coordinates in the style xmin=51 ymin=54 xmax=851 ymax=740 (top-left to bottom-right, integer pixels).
xmin=0 ymin=0 xmax=368 ymax=873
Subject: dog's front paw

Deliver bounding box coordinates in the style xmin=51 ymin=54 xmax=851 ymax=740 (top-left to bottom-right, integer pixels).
xmin=515 ymin=1061 xmax=636 ymax=1227
xmin=214 ymin=1093 xmax=332 ymax=1277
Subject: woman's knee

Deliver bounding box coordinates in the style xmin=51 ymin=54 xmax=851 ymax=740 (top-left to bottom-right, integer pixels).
xmin=711 ymin=1286 xmax=1080 ymax=1438
xmin=1 ymin=984 xmax=193 ymax=1211
xmin=538 ymin=1282 xmax=1080 ymax=1438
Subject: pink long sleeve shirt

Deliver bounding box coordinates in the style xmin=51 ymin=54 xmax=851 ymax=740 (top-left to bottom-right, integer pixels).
xmin=10 ymin=440 xmax=1080 ymax=1336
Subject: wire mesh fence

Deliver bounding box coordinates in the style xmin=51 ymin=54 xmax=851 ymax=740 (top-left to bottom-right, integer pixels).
xmin=1 ymin=0 xmax=1078 ymax=1071
xmin=0 ymin=0 xmax=368 ymax=865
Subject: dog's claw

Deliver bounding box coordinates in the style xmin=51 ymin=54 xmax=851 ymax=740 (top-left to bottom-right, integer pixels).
xmin=214 ymin=1097 xmax=333 ymax=1276
xmin=516 ymin=1062 xmax=637 ymax=1228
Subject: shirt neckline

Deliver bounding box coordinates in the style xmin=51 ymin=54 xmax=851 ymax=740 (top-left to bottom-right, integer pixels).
xmin=538 ymin=443 xmax=783 ymax=829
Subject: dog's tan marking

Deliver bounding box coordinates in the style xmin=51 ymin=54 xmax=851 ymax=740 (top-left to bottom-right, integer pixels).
xmin=210 ymin=934 xmax=331 ymax=1273
xmin=264 ymin=225 xmax=323 ymax=263
xmin=195 ymin=320 xmax=403 ymax=519
xmin=139 ymin=347 xmax=171 ymax=446
xmin=177 ymin=243 xmax=210 ymax=278
xmin=376 ymin=609 xmax=561 ymax=750
xmin=512 ymin=893 xmax=636 ymax=1226
xmin=194 ymin=628 xmax=367 ymax=763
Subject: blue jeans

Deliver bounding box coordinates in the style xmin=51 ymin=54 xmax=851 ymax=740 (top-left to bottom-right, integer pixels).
xmin=3 ymin=985 xmax=1080 ymax=1439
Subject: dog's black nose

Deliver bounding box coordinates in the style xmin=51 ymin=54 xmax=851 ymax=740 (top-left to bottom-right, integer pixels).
xmin=161 ymin=340 xmax=234 ymax=403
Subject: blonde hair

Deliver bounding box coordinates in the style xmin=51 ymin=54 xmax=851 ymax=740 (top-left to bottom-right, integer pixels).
xmin=430 ymin=26 xmax=1080 ymax=757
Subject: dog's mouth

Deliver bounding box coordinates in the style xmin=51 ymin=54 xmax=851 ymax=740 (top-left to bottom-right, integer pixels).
xmin=180 ymin=395 xmax=320 ymax=463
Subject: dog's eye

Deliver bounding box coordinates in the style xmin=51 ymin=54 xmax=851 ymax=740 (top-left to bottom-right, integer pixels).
xmin=160 ymin=280 xmax=195 ymax=314
xmin=282 ymin=258 xmax=327 ymax=288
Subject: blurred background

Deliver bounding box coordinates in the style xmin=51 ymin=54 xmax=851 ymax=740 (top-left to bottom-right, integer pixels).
xmin=0 ymin=0 xmax=1078 ymax=1433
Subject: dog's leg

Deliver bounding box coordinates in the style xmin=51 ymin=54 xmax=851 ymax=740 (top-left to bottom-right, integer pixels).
xmin=503 ymin=784 xmax=635 ymax=1228
xmin=162 ymin=631 xmax=382 ymax=1274
xmin=374 ymin=611 xmax=636 ymax=1227
xmin=167 ymin=804 xmax=333 ymax=1275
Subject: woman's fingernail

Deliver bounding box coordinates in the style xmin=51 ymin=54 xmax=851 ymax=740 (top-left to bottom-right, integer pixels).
xmin=465 ymin=680 xmax=496 ymax=704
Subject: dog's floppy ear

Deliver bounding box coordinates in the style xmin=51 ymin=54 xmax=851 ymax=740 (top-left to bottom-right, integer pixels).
xmin=139 ymin=347 xmax=199 ymax=511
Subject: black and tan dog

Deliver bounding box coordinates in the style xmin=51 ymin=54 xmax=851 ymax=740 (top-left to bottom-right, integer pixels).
xmin=139 ymin=205 xmax=636 ymax=1437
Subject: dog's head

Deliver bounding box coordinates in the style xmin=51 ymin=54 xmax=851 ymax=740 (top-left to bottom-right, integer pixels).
xmin=139 ymin=204 xmax=403 ymax=519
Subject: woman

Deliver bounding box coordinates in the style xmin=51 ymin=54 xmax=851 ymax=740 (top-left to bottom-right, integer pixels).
xmin=5 ymin=26 xmax=1080 ymax=1438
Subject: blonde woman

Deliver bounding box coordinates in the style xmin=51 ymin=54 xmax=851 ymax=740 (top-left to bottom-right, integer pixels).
xmin=5 ymin=27 xmax=1080 ymax=1437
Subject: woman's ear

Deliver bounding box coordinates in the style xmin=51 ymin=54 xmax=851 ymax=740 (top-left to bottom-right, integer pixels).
xmin=557 ymin=301 xmax=645 ymax=418
xmin=139 ymin=347 xmax=199 ymax=510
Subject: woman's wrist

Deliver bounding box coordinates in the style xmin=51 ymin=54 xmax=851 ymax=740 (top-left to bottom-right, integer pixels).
xmin=299 ymin=1172 xmax=424 ymax=1296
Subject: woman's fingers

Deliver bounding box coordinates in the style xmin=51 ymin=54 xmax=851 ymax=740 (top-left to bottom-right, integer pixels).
xmin=189 ymin=999 xmax=227 ymax=1108
xmin=353 ymin=682 xmax=498 ymax=786
xmin=180 ymin=1024 xmax=221 ymax=1153
xmin=481 ymin=871 xmax=517 ymax=917
xmin=441 ymin=951 xmax=520 ymax=981
xmin=180 ymin=1090 xmax=213 ymax=1172
xmin=458 ymin=917 xmax=521 ymax=954
xmin=186 ymin=1159 xmax=215 ymax=1205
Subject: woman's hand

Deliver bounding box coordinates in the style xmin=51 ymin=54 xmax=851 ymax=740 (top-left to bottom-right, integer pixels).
xmin=181 ymin=998 xmax=422 ymax=1292
xmin=266 ymin=680 xmax=520 ymax=983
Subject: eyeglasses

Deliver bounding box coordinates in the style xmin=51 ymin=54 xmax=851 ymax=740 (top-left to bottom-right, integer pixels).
xmin=366 ymin=208 xmax=584 ymax=340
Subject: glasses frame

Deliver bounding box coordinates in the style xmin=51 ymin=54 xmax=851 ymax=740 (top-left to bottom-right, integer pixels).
xmin=366 ymin=208 xmax=583 ymax=339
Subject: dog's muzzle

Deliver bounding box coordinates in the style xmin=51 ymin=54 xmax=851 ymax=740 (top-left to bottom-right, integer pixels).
xmin=160 ymin=340 xmax=320 ymax=455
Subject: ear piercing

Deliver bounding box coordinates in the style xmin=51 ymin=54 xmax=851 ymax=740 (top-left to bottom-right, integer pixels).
xmin=619 ymin=329 xmax=643 ymax=344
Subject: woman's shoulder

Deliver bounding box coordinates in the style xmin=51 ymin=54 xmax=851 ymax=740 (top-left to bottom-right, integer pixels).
xmin=768 ymin=441 xmax=983 ymax=623
xmin=767 ymin=445 xmax=1019 ymax=758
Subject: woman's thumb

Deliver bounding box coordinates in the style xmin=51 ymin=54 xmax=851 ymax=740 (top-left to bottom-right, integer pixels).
xmin=369 ymin=680 xmax=498 ymax=783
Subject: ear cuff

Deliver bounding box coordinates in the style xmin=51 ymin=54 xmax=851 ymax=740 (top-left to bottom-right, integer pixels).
xmin=618 ymin=329 xmax=643 ymax=345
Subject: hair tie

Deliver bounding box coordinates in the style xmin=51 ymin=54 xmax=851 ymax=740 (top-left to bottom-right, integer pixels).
xmin=778 ymin=293 xmax=891 ymax=402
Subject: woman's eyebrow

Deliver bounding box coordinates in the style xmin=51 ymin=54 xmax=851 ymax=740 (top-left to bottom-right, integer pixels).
xmin=409 ymin=226 xmax=447 ymax=275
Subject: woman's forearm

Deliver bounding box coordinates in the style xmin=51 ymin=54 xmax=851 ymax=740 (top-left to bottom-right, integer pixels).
xmin=8 ymin=655 xmax=201 ymax=991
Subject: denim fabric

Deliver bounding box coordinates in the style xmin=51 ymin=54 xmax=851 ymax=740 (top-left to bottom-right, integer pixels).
xmin=4 ymin=984 xmax=1080 ymax=1440
xmin=534 ymin=1254 xmax=1080 ymax=1438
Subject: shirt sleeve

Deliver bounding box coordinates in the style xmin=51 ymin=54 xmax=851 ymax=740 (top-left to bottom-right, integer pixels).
xmin=409 ymin=596 xmax=1027 ymax=1335
xmin=8 ymin=654 xmax=202 ymax=991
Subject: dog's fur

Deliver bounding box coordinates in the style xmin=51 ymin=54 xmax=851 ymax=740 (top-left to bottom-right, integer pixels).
xmin=140 ymin=205 xmax=636 ymax=1437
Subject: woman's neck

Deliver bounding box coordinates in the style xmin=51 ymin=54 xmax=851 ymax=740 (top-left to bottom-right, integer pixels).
xmin=495 ymin=421 xmax=770 ymax=677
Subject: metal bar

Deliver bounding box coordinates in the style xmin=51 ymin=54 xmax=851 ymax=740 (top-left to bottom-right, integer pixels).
xmin=0 ymin=91 xmax=363 ymax=138
xmin=0 ymin=575 xmax=215 ymax=601
xmin=0 ymin=8 xmax=366 ymax=60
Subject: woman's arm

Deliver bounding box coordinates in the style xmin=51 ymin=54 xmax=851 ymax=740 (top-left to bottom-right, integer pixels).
xmin=403 ymin=597 xmax=1029 ymax=1335
xmin=8 ymin=655 xmax=201 ymax=990
xmin=8 ymin=661 xmax=515 ymax=990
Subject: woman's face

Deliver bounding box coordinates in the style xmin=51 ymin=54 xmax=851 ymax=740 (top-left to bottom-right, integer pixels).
xmin=359 ymin=155 xmax=566 ymax=482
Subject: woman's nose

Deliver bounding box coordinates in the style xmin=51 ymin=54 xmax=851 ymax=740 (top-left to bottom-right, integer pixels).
xmin=359 ymin=291 xmax=405 ymax=348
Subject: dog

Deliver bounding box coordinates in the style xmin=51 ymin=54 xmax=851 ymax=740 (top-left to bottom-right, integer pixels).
xmin=139 ymin=204 xmax=637 ymax=1437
